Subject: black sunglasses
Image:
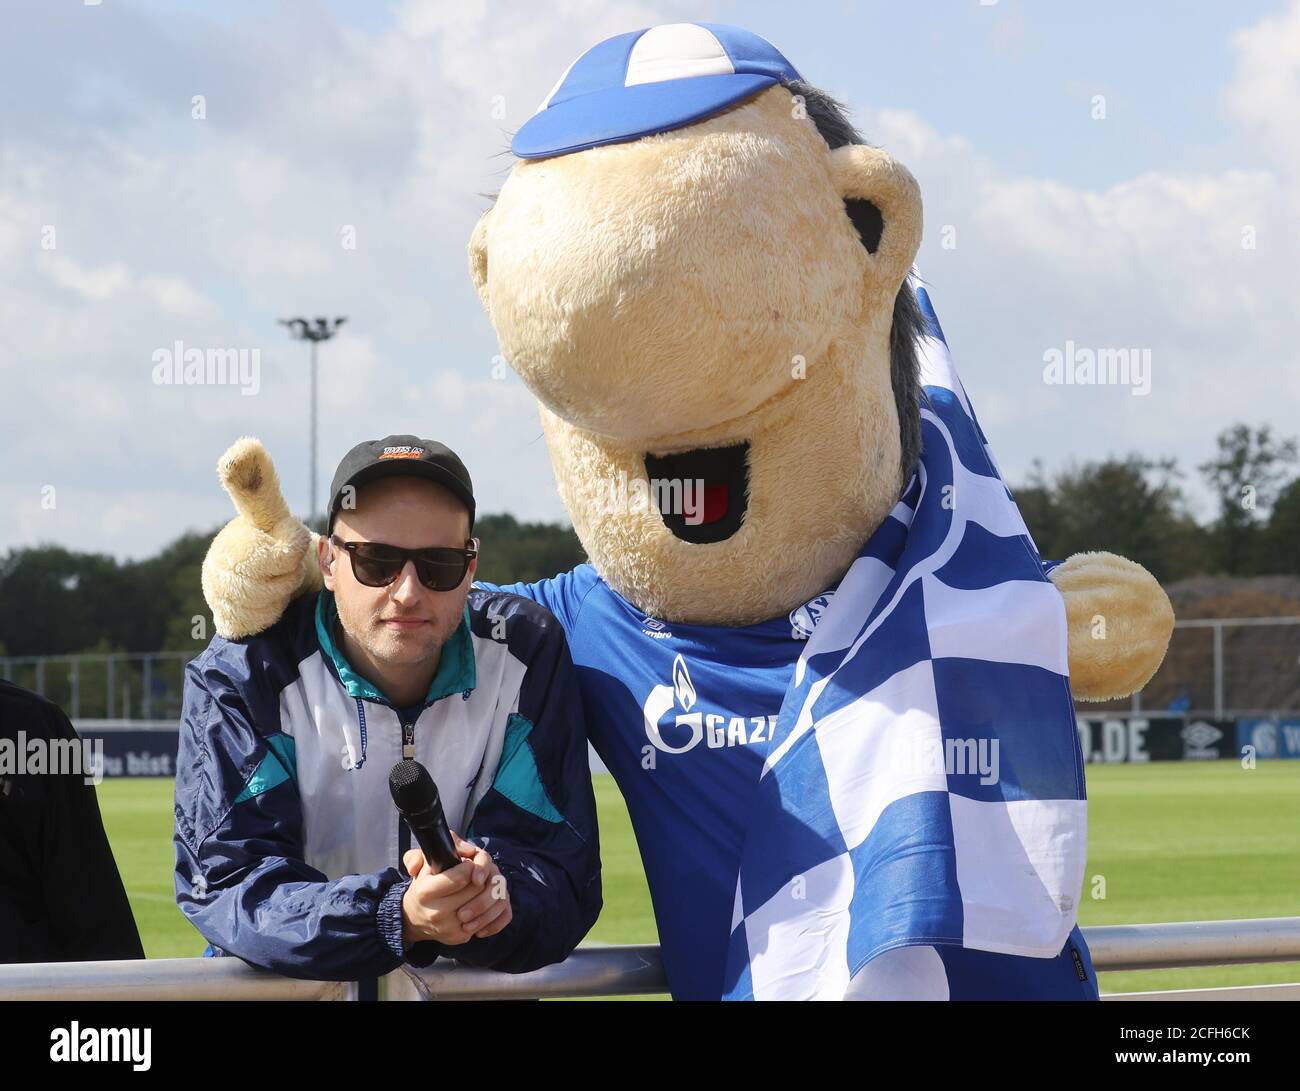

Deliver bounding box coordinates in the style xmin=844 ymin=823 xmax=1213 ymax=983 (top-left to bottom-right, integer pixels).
xmin=329 ymin=535 xmax=478 ymax=592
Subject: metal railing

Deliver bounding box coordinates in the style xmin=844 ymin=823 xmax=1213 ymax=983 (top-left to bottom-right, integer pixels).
xmin=1127 ymin=615 xmax=1300 ymax=719
xmin=3 ymin=918 xmax=1298 ymax=1001
xmin=4 ymin=615 xmax=1298 ymax=725
xmin=0 ymin=651 xmax=192 ymax=721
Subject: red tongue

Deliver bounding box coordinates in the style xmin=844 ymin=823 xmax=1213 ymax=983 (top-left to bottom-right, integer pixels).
xmin=701 ymin=482 xmax=728 ymax=525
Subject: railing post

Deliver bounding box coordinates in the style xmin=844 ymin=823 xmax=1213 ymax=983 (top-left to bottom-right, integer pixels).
xmin=70 ymin=658 xmax=79 ymax=719
xmin=1213 ymin=621 xmax=1224 ymax=720
xmin=106 ymin=655 xmax=114 ymax=719
xmin=35 ymin=657 xmax=45 ymax=697
xmin=142 ymin=654 xmax=153 ymax=721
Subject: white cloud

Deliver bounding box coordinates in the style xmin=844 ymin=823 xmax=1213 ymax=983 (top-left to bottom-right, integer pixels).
xmin=1 ymin=0 xmax=1296 ymax=564
xmin=864 ymin=17 xmax=1300 ymax=522
xmin=1225 ymin=0 xmax=1300 ymax=183
xmin=39 ymin=253 xmax=131 ymax=302
xmin=0 ymin=481 xmax=233 ymax=559
xmin=141 ymin=274 xmax=215 ymax=318
xmin=0 ymin=0 xmax=684 ymax=559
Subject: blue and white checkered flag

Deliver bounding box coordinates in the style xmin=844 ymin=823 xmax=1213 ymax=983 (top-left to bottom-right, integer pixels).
xmin=722 ymin=278 xmax=1088 ymax=1000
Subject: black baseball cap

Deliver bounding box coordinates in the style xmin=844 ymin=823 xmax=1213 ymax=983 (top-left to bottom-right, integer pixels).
xmin=327 ymin=435 xmax=475 ymax=533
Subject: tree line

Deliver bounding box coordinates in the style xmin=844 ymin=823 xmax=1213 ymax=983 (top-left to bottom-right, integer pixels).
xmin=0 ymin=514 xmax=585 ymax=658
xmin=0 ymin=424 xmax=1295 ymax=659
xmin=1015 ymin=423 xmax=1298 ymax=583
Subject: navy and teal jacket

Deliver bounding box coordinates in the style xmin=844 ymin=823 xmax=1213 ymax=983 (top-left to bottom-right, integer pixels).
xmin=172 ymin=587 xmax=601 ymax=981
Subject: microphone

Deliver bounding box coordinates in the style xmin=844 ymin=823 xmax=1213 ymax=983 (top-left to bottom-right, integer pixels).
xmin=388 ymin=759 xmax=461 ymax=873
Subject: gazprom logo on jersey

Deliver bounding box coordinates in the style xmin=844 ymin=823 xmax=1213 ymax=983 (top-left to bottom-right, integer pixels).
xmin=789 ymin=592 xmax=833 ymax=640
xmin=642 ymin=654 xmax=776 ymax=755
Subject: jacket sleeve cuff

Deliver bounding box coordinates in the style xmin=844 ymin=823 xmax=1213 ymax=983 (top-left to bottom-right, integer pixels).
xmin=376 ymin=875 xmax=411 ymax=961
xmin=404 ymin=940 xmax=447 ymax=969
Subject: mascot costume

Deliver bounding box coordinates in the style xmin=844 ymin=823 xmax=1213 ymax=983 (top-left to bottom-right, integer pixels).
xmin=199 ymin=24 xmax=1173 ymax=999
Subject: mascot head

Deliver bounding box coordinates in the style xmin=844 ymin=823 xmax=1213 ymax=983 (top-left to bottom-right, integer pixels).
xmin=469 ymin=23 xmax=925 ymax=626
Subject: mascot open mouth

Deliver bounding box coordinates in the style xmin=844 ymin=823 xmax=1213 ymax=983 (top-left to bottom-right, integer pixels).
xmin=644 ymin=442 xmax=749 ymax=544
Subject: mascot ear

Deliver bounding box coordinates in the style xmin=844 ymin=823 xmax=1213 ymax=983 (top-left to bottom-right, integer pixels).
xmin=468 ymin=208 xmax=492 ymax=316
xmin=829 ymin=145 xmax=923 ymax=300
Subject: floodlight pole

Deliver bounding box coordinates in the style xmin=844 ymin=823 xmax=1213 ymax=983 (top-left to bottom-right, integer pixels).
xmin=279 ymin=316 xmax=347 ymax=528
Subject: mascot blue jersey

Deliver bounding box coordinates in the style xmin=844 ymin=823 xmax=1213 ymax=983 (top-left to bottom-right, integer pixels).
xmin=481 ymin=563 xmax=801 ymax=998
xmin=478 ymin=563 xmax=1096 ymax=1001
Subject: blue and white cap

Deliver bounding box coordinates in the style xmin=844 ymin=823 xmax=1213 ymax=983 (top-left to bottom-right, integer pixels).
xmin=512 ymin=23 xmax=804 ymax=160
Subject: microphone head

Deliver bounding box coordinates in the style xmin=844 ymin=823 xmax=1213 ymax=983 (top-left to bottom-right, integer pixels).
xmin=389 ymin=759 xmax=439 ymax=813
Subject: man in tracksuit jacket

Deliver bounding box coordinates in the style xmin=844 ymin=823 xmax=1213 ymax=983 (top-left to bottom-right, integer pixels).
xmin=173 ymin=435 xmax=601 ymax=982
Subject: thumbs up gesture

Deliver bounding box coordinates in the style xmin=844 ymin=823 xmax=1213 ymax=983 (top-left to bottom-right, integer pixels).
xmin=200 ymin=437 xmax=321 ymax=639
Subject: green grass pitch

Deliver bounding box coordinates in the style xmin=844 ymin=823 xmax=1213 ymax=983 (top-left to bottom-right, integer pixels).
xmin=96 ymin=761 xmax=1300 ymax=995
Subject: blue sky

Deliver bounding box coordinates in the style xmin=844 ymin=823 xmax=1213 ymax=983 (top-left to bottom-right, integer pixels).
xmin=2 ymin=1 xmax=1298 ymax=558
xmin=126 ymin=0 xmax=1281 ymax=183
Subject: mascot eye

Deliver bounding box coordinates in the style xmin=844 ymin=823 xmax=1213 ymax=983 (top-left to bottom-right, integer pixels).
xmin=843 ymin=198 xmax=883 ymax=254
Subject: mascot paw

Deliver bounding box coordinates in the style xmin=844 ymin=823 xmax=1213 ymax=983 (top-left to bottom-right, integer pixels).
xmin=1049 ymin=551 xmax=1174 ymax=701
xmin=200 ymin=437 xmax=320 ymax=640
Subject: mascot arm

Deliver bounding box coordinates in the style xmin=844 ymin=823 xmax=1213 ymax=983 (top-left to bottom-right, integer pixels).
xmin=475 ymin=565 xmax=599 ymax=638
xmin=195 ymin=440 xmax=1165 ymax=702
xmin=1048 ymin=551 xmax=1174 ymax=702
xmin=201 ymin=438 xmax=321 ymax=641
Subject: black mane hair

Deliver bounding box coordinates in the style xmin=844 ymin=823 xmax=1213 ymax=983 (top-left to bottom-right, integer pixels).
xmin=786 ymin=80 xmax=926 ymax=487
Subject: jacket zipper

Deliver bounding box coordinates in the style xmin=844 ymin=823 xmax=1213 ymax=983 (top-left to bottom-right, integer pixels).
xmin=352 ymin=698 xmax=368 ymax=769
xmin=397 ymin=713 xmax=417 ymax=865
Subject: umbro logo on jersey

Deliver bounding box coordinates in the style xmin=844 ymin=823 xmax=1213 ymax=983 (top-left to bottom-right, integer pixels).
xmin=641 ymin=615 xmax=673 ymax=639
